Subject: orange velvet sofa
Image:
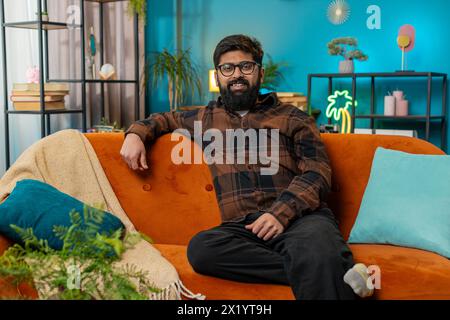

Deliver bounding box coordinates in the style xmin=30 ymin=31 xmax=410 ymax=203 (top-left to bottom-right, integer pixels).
xmin=1 ymin=133 xmax=449 ymax=300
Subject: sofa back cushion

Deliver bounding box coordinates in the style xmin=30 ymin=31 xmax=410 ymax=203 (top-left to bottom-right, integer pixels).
xmin=86 ymin=133 xmax=444 ymax=245
xmin=86 ymin=133 xmax=221 ymax=245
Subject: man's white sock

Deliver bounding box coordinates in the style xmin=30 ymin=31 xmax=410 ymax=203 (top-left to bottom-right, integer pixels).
xmin=343 ymin=263 xmax=374 ymax=298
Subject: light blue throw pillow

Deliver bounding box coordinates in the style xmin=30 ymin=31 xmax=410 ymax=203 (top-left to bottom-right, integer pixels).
xmin=348 ymin=147 xmax=450 ymax=258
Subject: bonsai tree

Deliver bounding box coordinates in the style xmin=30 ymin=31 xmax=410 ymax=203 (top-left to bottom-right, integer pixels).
xmin=148 ymin=48 xmax=202 ymax=112
xmin=327 ymin=37 xmax=368 ymax=61
xmin=261 ymin=55 xmax=288 ymax=92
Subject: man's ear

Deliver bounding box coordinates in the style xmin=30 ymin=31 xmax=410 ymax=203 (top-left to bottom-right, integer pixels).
xmin=260 ymin=67 xmax=265 ymax=84
xmin=215 ymin=71 xmax=220 ymax=87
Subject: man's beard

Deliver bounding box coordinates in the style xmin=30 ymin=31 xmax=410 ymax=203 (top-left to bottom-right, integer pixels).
xmin=219 ymin=77 xmax=261 ymax=111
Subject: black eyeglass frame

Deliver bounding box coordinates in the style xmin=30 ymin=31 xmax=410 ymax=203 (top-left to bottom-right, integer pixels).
xmin=215 ymin=61 xmax=261 ymax=77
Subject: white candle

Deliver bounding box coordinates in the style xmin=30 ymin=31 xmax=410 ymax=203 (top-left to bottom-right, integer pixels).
xmin=384 ymin=96 xmax=396 ymax=116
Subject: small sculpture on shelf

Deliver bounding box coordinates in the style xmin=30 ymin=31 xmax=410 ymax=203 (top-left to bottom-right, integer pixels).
xmin=26 ymin=66 xmax=40 ymax=84
xmin=87 ymin=26 xmax=97 ymax=79
xmin=98 ymin=63 xmax=116 ymax=81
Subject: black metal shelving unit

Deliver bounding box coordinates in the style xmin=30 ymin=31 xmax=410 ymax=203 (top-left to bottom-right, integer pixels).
xmin=1 ymin=0 xmax=140 ymax=169
xmin=307 ymin=72 xmax=448 ymax=152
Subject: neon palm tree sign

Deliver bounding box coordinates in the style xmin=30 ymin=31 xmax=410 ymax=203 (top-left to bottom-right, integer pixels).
xmin=326 ymin=90 xmax=358 ymax=134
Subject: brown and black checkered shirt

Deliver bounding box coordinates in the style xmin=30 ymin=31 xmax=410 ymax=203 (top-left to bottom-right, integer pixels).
xmin=125 ymin=93 xmax=332 ymax=228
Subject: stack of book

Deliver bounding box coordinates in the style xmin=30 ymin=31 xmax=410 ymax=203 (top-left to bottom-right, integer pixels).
xmin=276 ymin=92 xmax=308 ymax=112
xmin=10 ymin=83 xmax=69 ymax=111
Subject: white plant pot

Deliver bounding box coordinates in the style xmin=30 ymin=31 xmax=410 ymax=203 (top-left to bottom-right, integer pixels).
xmin=339 ymin=60 xmax=354 ymax=74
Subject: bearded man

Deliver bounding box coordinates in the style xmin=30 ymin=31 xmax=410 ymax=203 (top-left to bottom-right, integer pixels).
xmin=120 ymin=34 xmax=370 ymax=300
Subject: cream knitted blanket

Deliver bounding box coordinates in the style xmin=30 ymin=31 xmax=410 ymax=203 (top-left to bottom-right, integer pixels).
xmin=0 ymin=129 xmax=204 ymax=300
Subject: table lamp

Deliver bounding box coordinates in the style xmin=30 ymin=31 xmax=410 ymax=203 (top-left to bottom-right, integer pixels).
xmin=209 ymin=70 xmax=220 ymax=93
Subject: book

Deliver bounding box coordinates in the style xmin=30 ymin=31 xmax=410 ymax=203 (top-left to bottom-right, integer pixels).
xmin=10 ymin=95 xmax=65 ymax=102
xmin=13 ymin=101 xmax=65 ymax=111
xmin=13 ymin=83 xmax=70 ymax=92
xmin=11 ymin=90 xmax=69 ymax=96
xmin=276 ymin=92 xmax=304 ymax=97
xmin=354 ymin=128 xmax=417 ymax=138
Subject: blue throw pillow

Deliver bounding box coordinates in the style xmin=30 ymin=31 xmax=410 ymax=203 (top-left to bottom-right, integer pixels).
xmin=348 ymin=147 xmax=450 ymax=258
xmin=0 ymin=179 xmax=125 ymax=250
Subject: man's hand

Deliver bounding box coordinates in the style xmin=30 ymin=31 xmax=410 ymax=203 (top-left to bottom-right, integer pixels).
xmin=245 ymin=213 xmax=285 ymax=241
xmin=120 ymin=133 xmax=149 ymax=171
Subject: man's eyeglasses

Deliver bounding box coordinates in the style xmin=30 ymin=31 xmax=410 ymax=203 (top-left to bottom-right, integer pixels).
xmin=216 ymin=61 xmax=261 ymax=77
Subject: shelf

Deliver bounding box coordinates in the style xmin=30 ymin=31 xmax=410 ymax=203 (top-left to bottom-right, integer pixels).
xmin=1 ymin=0 xmax=141 ymax=170
xmin=7 ymin=109 xmax=83 ymax=115
xmin=307 ymin=71 xmax=448 ymax=152
xmin=354 ymin=115 xmax=445 ymax=120
xmin=3 ymin=21 xmax=81 ymax=30
xmin=46 ymin=79 xmax=84 ymax=83
xmin=85 ymin=79 xmax=138 ymax=83
xmin=85 ymin=0 xmax=129 ymax=3
xmin=309 ymin=72 xmax=447 ymax=78
xmin=47 ymin=79 xmax=138 ymax=83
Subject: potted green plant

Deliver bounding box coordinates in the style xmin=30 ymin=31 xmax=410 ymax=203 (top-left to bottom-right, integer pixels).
xmin=36 ymin=11 xmax=49 ymax=22
xmin=327 ymin=37 xmax=368 ymax=73
xmin=148 ymin=48 xmax=202 ymax=112
xmin=261 ymin=55 xmax=288 ymax=92
xmin=128 ymin=0 xmax=147 ymax=24
xmin=93 ymin=117 xmax=125 ymax=133
xmin=0 ymin=206 xmax=158 ymax=300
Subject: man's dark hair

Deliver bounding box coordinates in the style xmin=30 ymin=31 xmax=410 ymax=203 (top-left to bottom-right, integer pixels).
xmin=213 ymin=34 xmax=264 ymax=67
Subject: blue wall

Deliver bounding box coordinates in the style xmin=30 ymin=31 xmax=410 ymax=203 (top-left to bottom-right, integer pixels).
xmin=146 ymin=0 xmax=450 ymax=150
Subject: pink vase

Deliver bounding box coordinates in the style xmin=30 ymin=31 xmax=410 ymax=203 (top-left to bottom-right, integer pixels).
xmin=339 ymin=60 xmax=354 ymax=74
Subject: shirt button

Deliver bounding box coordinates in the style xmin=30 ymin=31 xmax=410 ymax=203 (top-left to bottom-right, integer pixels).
xmin=142 ymin=184 xmax=152 ymax=192
xmin=205 ymin=184 xmax=214 ymax=192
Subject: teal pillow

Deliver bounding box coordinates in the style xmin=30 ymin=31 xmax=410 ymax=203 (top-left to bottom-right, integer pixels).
xmin=0 ymin=179 xmax=125 ymax=250
xmin=348 ymin=147 xmax=450 ymax=258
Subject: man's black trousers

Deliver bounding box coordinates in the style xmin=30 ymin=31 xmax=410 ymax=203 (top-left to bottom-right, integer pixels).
xmin=187 ymin=208 xmax=356 ymax=300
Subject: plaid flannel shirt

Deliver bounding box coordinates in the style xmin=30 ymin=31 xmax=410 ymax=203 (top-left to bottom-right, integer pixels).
xmin=125 ymin=93 xmax=332 ymax=228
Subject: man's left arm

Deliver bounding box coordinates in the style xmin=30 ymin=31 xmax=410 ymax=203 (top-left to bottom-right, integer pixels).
xmin=267 ymin=115 xmax=332 ymax=229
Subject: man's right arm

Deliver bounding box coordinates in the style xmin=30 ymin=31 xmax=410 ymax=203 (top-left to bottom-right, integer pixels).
xmin=125 ymin=111 xmax=185 ymax=145
xmin=121 ymin=111 xmax=184 ymax=171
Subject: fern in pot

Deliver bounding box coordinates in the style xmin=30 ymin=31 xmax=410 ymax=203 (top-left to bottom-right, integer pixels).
xmin=0 ymin=206 xmax=159 ymax=300
xmin=148 ymin=48 xmax=202 ymax=112
xmin=260 ymin=55 xmax=288 ymax=92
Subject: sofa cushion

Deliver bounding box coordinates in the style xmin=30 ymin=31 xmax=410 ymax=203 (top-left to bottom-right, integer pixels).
xmin=349 ymin=244 xmax=450 ymax=300
xmin=0 ymin=179 xmax=125 ymax=250
xmin=154 ymin=243 xmax=450 ymax=300
xmin=86 ymin=133 xmax=222 ymax=246
xmin=153 ymin=243 xmax=295 ymax=300
xmin=348 ymin=147 xmax=450 ymax=258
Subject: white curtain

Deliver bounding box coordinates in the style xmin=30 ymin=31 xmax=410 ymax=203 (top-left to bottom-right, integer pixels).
xmin=1 ymin=0 xmax=41 ymax=176
xmin=0 ymin=0 xmax=145 ymax=175
xmin=49 ymin=0 xmax=145 ymax=130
